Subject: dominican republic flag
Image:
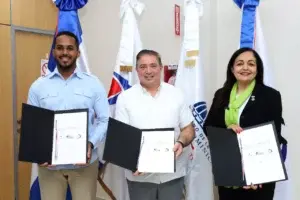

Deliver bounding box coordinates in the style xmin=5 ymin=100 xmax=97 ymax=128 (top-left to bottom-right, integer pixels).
xmin=97 ymin=1 xmax=144 ymax=200
xmin=47 ymin=0 xmax=90 ymax=73
xmin=234 ymin=0 xmax=290 ymax=199
xmin=30 ymin=1 xmax=90 ymax=199
xmin=175 ymin=1 xmax=214 ymax=200
xmin=106 ymin=0 xmax=144 ymax=111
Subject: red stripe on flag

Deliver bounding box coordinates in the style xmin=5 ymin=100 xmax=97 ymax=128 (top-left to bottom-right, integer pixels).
xmin=108 ymin=78 xmax=122 ymax=98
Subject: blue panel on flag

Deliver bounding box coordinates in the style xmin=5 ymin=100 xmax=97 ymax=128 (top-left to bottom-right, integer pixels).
xmin=233 ymin=0 xmax=259 ymax=48
xmin=30 ymin=178 xmax=72 ymax=200
xmin=54 ymin=0 xmax=88 ymax=10
xmin=108 ymin=72 xmax=132 ymax=105
xmin=48 ymin=0 xmax=87 ymax=72
xmin=30 ymin=178 xmax=41 ymax=200
xmin=113 ymin=72 xmax=131 ymax=91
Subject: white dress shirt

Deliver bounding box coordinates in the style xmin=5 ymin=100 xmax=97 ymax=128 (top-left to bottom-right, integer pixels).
xmin=115 ymin=82 xmax=194 ymax=184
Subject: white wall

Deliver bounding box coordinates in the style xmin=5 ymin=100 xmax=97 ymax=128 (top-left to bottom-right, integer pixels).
xmin=80 ymin=0 xmax=183 ymax=91
xmin=80 ymin=0 xmax=300 ymax=199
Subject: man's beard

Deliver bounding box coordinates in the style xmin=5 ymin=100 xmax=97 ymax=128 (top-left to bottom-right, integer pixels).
xmin=57 ymin=59 xmax=77 ymax=72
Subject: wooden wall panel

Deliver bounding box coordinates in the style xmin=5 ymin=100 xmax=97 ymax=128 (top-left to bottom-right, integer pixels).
xmin=0 ymin=0 xmax=10 ymax=25
xmin=12 ymin=0 xmax=57 ymax=30
xmin=16 ymin=31 xmax=54 ymax=200
xmin=0 ymin=24 xmax=14 ymax=200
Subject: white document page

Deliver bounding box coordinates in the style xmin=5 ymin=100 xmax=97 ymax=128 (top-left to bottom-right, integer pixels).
xmin=239 ymin=124 xmax=286 ymax=185
xmin=51 ymin=111 xmax=88 ymax=165
xmin=138 ymin=130 xmax=175 ymax=173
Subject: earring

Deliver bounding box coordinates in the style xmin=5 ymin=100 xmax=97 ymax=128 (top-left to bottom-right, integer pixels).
xmin=251 ymin=95 xmax=255 ymax=101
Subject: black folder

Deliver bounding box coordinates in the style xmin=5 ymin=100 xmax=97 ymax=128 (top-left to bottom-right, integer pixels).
xmin=103 ymin=118 xmax=175 ymax=172
xmin=207 ymin=122 xmax=288 ymax=186
xmin=206 ymin=126 xmax=244 ymax=186
xmin=18 ymin=103 xmax=88 ymax=165
xmin=103 ymin=118 xmax=142 ymax=172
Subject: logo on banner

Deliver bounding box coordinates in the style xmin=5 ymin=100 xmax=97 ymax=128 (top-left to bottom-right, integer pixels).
xmin=192 ymin=101 xmax=207 ymax=128
xmin=190 ymin=101 xmax=210 ymax=161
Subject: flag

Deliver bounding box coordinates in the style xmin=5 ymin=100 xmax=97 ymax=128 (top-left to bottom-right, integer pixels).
xmin=48 ymin=0 xmax=90 ymax=73
xmin=97 ymin=0 xmax=144 ymax=200
xmin=174 ymin=1 xmax=214 ymax=200
xmin=234 ymin=0 xmax=290 ymax=199
xmin=30 ymin=0 xmax=90 ymax=199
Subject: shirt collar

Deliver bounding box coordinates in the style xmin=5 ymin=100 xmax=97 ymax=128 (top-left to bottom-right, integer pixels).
xmin=139 ymin=82 xmax=163 ymax=96
xmin=48 ymin=67 xmax=84 ymax=79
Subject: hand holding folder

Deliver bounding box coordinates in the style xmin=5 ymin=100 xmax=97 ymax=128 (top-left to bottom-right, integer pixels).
xmin=38 ymin=142 xmax=91 ymax=167
xmin=137 ymin=129 xmax=175 ymax=173
xmin=207 ymin=122 xmax=288 ymax=186
xmin=18 ymin=103 xmax=89 ymax=165
xmin=103 ymin=118 xmax=176 ymax=173
xmin=133 ymin=139 xmax=182 ymax=176
xmin=173 ymin=142 xmax=184 ymax=159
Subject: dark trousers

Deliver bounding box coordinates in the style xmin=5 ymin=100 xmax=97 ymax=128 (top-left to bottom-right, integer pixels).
xmin=127 ymin=177 xmax=184 ymax=200
xmin=218 ymin=183 xmax=276 ymax=200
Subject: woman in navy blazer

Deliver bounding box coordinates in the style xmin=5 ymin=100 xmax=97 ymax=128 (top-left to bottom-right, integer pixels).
xmin=204 ymin=47 xmax=287 ymax=200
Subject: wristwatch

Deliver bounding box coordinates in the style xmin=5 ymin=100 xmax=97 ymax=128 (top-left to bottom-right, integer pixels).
xmin=176 ymin=140 xmax=185 ymax=148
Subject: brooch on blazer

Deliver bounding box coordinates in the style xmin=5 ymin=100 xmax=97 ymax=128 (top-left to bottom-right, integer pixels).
xmin=251 ymin=95 xmax=255 ymax=101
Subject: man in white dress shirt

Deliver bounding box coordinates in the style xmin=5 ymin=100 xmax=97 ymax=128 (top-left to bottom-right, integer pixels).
xmin=115 ymin=49 xmax=195 ymax=200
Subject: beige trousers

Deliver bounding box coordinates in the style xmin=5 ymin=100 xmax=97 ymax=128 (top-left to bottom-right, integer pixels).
xmin=38 ymin=161 xmax=98 ymax=200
